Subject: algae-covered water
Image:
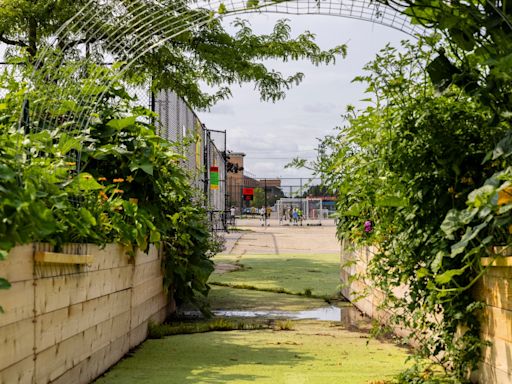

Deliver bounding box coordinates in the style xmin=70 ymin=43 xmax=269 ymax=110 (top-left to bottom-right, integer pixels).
xmin=95 ymin=232 xmax=409 ymax=384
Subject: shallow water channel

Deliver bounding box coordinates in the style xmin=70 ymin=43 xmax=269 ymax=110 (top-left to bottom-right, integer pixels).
xmin=213 ymin=306 xmax=342 ymax=321
xmin=184 ymin=305 xmax=367 ymax=324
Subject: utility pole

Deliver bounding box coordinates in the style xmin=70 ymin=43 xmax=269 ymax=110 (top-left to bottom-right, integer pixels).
xmin=264 ymin=178 xmax=267 ymax=226
xmin=203 ymin=128 xmax=209 ymax=204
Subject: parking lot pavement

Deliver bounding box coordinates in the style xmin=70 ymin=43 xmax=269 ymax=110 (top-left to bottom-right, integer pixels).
xmin=220 ymin=218 xmax=340 ymax=255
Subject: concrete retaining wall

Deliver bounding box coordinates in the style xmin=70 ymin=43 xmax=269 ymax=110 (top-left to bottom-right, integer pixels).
xmin=0 ymin=243 xmax=173 ymax=384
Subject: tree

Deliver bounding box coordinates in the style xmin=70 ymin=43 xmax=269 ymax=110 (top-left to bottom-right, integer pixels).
xmin=301 ymin=184 xmax=331 ymax=197
xmin=0 ymin=0 xmax=347 ymax=109
xmin=250 ymin=186 xmax=284 ymax=208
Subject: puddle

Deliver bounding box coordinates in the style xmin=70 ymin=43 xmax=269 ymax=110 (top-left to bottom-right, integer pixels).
xmin=212 ymin=305 xmax=362 ymax=322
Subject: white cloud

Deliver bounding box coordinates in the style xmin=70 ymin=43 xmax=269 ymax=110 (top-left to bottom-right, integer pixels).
xmin=197 ymin=14 xmax=409 ymax=178
xmin=303 ymin=102 xmax=337 ymax=114
xmin=209 ymin=104 xmax=235 ymax=115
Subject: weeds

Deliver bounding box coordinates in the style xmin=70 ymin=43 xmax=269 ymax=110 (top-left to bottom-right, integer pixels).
xmin=148 ymin=319 xmax=269 ymax=339
xmin=274 ymin=320 xmax=295 ymax=331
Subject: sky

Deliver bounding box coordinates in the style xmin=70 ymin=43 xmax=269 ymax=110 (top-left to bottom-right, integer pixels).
xmin=197 ymin=13 xmax=410 ymax=179
xmin=0 ymin=8 xmax=411 ymax=180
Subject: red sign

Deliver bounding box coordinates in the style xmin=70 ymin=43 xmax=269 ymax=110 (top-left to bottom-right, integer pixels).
xmin=242 ymin=187 xmax=254 ymax=201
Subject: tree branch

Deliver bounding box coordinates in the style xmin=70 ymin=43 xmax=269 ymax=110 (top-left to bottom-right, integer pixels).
xmin=0 ymin=33 xmax=27 ymax=48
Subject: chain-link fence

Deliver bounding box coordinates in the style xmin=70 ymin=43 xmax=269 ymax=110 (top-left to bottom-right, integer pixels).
xmin=227 ymin=177 xmax=336 ymax=218
xmin=148 ymin=90 xmax=227 ymax=230
xmin=0 ymin=63 xmax=228 ymax=231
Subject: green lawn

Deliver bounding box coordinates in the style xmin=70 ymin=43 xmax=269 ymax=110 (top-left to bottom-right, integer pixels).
xmin=210 ymin=253 xmax=341 ymax=298
xmin=95 ymin=322 xmax=408 ymax=384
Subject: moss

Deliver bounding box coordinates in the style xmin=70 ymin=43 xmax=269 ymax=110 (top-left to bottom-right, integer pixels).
xmin=95 ymin=321 xmax=409 ymax=384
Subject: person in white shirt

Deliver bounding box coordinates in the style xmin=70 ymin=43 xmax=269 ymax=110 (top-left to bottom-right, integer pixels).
xmin=230 ymin=206 xmax=236 ymax=225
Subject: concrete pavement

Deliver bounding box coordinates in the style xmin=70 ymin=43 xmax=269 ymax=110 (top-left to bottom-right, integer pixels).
xmin=220 ymin=218 xmax=341 ymax=255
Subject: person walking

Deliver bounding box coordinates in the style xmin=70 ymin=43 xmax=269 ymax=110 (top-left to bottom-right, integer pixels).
xmin=230 ymin=206 xmax=236 ymax=226
xmin=292 ymin=207 xmax=299 ymax=225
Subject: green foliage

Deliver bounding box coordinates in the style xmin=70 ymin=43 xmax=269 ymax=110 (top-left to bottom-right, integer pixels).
xmin=249 ymin=186 xmax=285 ymax=208
xmin=147 ymin=318 xmax=268 ymax=339
xmin=0 ymin=56 xmax=217 ymax=307
xmin=274 ymin=319 xmax=295 ymax=330
xmin=387 ymin=0 xmax=512 ymax=114
xmin=318 ymin=39 xmax=508 ymax=382
xmin=0 ymin=0 xmax=346 ymax=109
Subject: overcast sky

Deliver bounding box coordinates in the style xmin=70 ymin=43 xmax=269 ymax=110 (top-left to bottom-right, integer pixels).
xmin=197 ymin=13 xmax=410 ymax=179
xmin=0 ymin=10 xmax=411 ymax=180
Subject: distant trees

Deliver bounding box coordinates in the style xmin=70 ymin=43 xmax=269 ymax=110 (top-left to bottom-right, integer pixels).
xmin=250 ymin=186 xmax=285 ymax=208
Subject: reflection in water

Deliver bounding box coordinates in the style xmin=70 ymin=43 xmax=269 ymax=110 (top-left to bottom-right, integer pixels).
xmin=213 ymin=305 xmax=365 ymax=322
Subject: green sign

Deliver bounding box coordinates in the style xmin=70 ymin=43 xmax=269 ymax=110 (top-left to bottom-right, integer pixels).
xmin=210 ymin=166 xmax=219 ymax=190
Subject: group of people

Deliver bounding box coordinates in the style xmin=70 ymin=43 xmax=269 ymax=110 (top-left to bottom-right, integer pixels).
xmin=280 ymin=206 xmax=303 ymax=226
xmin=229 ymin=205 xmax=305 ymax=226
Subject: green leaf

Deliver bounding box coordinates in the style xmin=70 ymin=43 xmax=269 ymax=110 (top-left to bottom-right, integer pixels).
xmin=0 ymin=277 xmax=11 ymax=290
xmin=79 ymin=207 xmax=97 ymax=226
xmin=246 ymin=0 xmax=259 ymax=8
xmin=130 ymin=161 xmax=154 ymax=176
xmin=0 ymin=249 xmax=8 ymax=260
xmin=435 ymin=267 xmax=467 ymax=285
xmin=150 ymin=230 xmax=161 ymax=243
xmin=441 ymin=208 xmax=478 ymax=238
xmin=450 ymin=221 xmax=488 ymax=257
xmin=416 ymin=267 xmax=430 ymax=278
xmin=467 ymin=185 xmax=497 ymax=207
xmin=218 ymin=3 xmax=227 ymax=14
xmin=58 ymin=133 xmax=82 ymax=155
xmin=431 ymin=251 xmax=445 ymax=273
xmin=67 ymin=173 xmax=104 ymax=192
xmin=107 ymin=116 xmax=136 ymax=131
xmin=0 ymin=164 xmax=16 ymax=181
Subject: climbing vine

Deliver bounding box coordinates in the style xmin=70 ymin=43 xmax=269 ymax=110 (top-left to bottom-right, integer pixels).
xmin=0 ymin=55 xmax=218 ymax=310
xmin=317 ymin=35 xmax=509 ymax=382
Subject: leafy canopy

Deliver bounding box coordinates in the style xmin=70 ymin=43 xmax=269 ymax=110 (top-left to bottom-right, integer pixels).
xmin=0 ymin=0 xmax=347 ymax=109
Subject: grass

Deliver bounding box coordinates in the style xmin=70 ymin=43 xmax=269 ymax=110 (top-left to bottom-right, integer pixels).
xmin=274 ymin=320 xmax=295 ymax=331
xmin=209 ymin=281 xmax=338 ymax=302
xmin=210 ymin=253 xmax=342 ymax=300
xmin=206 ymin=285 xmax=340 ymax=312
xmin=94 ymin=321 xmax=409 ymax=384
